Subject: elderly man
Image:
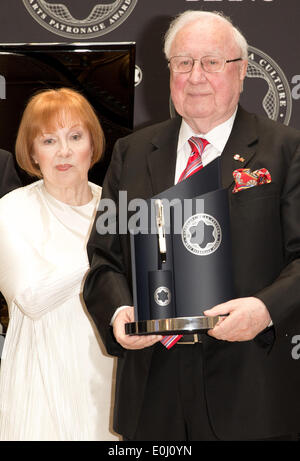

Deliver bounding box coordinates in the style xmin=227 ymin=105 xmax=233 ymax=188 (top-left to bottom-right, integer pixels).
xmin=84 ymin=11 xmax=300 ymax=440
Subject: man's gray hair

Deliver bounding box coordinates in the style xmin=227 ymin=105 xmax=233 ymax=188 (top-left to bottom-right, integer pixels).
xmin=164 ymin=10 xmax=248 ymax=60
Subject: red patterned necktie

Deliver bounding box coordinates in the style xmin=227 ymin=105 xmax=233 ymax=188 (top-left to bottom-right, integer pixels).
xmin=178 ymin=137 xmax=209 ymax=181
xmin=161 ymin=137 xmax=209 ymax=349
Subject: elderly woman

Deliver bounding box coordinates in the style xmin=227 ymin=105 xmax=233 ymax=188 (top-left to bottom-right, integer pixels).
xmin=0 ymin=88 xmax=118 ymax=441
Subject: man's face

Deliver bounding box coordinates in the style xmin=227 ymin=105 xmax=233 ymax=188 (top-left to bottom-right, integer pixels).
xmin=169 ymin=19 xmax=248 ymax=132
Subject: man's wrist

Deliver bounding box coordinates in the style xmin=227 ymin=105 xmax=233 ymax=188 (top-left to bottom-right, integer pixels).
xmin=110 ymin=305 xmax=132 ymax=325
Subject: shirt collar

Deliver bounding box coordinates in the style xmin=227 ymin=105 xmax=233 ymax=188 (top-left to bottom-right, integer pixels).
xmin=178 ymin=107 xmax=238 ymax=152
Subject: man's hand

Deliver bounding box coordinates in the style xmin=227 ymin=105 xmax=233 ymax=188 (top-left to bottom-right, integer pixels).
xmin=113 ymin=306 xmax=163 ymax=350
xmin=204 ymin=297 xmax=271 ymax=342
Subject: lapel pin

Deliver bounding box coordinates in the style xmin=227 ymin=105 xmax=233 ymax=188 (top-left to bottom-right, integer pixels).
xmin=233 ymin=154 xmax=245 ymax=162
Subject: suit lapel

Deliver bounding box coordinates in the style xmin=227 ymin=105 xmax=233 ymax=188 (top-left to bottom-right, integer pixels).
xmin=145 ymin=108 xmax=258 ymax=194
xmin=221 ymin=106 xmax=258 ymax=189
xmin=147 ymin=117 xmax=182 ymax=195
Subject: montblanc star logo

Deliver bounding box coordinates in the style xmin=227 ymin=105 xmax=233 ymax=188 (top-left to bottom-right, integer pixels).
xmin=189 ymin=220 xmax=215 ymax=250
xmin=157 ymin=289 xmax=169 ymax=303
xmin=182 ymin=213 xmax=222 ymax=256
xmin=154 ymin=287 xmax=171 ymax=307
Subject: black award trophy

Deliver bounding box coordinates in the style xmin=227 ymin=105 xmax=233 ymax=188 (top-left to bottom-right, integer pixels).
xmin=126 ymin=158 xmax=234 ymax=335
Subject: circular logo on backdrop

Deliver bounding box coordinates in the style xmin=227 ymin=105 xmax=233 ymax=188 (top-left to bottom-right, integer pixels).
xmin=169 ymin=46 xmax=292 ymax=125
xmin=22 ymin=0 xmax=137 ymax=39
xmin=245 ymin=46 xmax=292 ymax=125
xmin=182 ymin=214 xmax=222 ymax=256
xmin=154 ymin=287 xmax=171 ymax=307
xmin=134 ymin=65 xmax=143 ymax=87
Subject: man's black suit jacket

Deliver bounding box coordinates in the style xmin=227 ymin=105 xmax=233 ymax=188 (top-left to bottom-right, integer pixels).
xmin=0 ymin=149 xmax=21 ymax=197
xmin=84 ymin=107 xmax=300 ymax=440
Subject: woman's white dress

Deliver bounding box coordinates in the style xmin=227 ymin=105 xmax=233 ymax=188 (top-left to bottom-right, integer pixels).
xmin=0 ymin=180 xmax=119 ymax=441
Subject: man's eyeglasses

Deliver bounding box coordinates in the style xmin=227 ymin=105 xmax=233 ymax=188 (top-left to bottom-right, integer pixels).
xmin=168 ymin=56 xmax=243 ymax=73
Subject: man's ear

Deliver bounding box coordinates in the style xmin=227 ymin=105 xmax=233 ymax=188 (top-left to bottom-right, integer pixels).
xmin=240 ymin=59 xmax=248 ymax=80
xmin=239 ymin=60 xmax=248 ymax=92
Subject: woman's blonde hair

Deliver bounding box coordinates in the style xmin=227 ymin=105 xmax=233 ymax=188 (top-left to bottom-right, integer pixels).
xmin=16 ymin=87 xmax=105 ymax=178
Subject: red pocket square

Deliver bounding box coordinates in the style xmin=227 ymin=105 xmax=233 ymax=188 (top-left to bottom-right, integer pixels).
xmin=232 ymin=168 xmax=271 ymax=194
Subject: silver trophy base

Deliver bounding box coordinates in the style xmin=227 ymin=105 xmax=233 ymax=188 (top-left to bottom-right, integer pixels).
xmin=125 ymin=315 xmax=221 ymax=335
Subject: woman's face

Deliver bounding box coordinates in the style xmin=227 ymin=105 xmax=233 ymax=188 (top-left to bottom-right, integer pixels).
xmin=32 ymin=120 xmax=93 ymax=190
